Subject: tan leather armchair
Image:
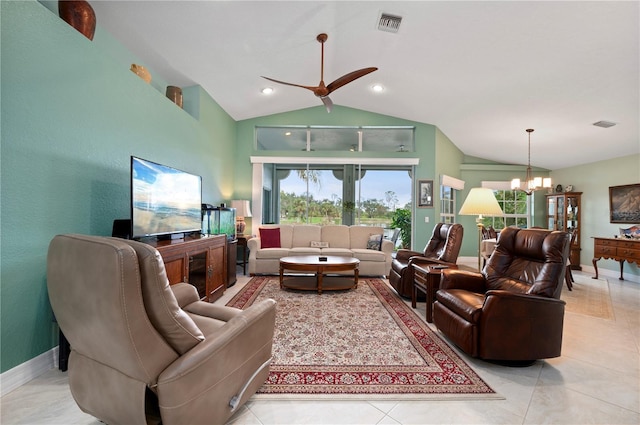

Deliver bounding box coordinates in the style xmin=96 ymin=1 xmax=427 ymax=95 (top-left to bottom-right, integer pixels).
xmin=433 ymin=227 xmax=570 ymax=362
xmin=47 ymin=234 xmax=276 ymax=425
xmin=388 ymin=223 xmax=463 ymax=298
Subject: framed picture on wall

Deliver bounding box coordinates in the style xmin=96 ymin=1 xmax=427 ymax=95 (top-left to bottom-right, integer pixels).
xmin=609 ymin=183 xmax=640 ymax=223
xmin=417 ymin=179 xmax=434 ymax=208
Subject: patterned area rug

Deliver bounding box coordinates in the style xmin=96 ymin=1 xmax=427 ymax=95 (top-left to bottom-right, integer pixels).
xmin=562 ymin=274 xmax=614 ymax=320
xmin=227 ymin=277 xmax=498 ymax=399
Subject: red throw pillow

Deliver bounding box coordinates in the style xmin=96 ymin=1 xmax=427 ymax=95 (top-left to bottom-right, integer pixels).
xmin=259 ymin=227 xmax=281 ymax=248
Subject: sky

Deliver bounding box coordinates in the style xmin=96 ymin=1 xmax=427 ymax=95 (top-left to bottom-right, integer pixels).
xmin=280 ymin=169 xmax=412 ymax=209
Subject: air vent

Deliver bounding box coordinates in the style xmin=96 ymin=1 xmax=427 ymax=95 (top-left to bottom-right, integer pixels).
xmin=378 ymin=13 xmax=402 ymax=33
xmin=593 ymin=120 xmax=616 ymax=128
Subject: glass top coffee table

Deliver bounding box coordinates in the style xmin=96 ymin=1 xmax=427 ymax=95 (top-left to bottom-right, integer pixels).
xmin=279 ymin=256 xmax=359 ymax=294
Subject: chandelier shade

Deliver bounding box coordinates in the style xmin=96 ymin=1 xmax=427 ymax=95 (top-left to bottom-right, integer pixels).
xmin=511 ymin=129 xmax=552 ymax=195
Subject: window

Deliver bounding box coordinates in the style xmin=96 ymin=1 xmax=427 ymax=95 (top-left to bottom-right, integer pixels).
xmin=273 ymin=164 xmax=412 ymax=228
xmin=440 ymin=185 xmax=456 ymax=224
xmin=481 ymin=189 xmax=529 ymax=229
xmin=278 ymin=166 xmax=343 ymax=225
xmin=256 ymin=126 xmax=415 ymax=153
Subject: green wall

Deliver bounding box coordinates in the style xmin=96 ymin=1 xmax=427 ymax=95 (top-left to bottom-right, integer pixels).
xmin=234 ymin=105 xmax=461 ymax=250
xmin=550 ymin=154 xmax=640 ymax=279
xmin=1 ymin=0 xmax=236 ymax=372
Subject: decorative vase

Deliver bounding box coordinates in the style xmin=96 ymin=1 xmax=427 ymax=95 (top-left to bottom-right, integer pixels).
xmin=58 ymin=0 xmax=96 ymax=41
xmin=130 ymin=64 xmax=151 ymax=84
xmin=166 ymin=86 xmax=183 ymax=108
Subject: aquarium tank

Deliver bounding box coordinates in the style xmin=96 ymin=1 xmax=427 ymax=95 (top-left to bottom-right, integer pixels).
xmin=202 ymin=206 xmax=236 ymax=240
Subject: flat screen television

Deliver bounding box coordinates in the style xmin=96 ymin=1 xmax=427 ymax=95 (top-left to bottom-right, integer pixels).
xmin=130 ymin=156 xmax=202 ymax=239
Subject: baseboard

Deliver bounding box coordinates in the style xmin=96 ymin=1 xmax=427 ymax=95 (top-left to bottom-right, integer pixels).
xmin=578 ymin=264 xmax=640 ymax=284
xmin=1 ymin=346 xmax=58 ymax=397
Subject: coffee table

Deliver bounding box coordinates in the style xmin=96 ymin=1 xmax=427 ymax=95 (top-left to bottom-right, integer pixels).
xmin=279 ymin=256 xmax=359 ymax=294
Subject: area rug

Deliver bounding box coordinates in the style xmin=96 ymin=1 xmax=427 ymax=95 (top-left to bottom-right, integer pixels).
xmin=562 ymin=273 xmax=614 ymax=320
xmin=227 ymin=277 xmax=499 ymax=400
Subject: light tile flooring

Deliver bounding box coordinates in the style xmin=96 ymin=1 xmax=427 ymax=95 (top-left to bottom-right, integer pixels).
xmin=2 ymin=262 xmax=639 ymax=425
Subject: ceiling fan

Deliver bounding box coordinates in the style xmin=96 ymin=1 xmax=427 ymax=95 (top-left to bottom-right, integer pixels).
xmin=262 ymin=33 xmax=378 ymax=113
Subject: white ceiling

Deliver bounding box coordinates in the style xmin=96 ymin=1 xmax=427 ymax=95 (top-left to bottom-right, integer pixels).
xmin=90 ymin=1 xmax=639 ymax=171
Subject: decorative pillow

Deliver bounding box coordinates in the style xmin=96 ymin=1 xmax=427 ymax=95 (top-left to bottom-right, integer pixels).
xmin=259 ymin=227 xmax=281 ymax=248
xmin=367 ymin=234 xmax=383 ymax=251
xmin=310 ymin=241 xmax=329 ymax=248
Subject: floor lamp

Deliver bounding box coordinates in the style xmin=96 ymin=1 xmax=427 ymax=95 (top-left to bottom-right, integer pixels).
xmin=459 ymin=188 xmax=504 ymax=271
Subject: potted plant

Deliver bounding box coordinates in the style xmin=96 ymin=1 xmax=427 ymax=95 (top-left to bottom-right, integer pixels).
xmin=390 ymin=208 xmax=411 ymax=249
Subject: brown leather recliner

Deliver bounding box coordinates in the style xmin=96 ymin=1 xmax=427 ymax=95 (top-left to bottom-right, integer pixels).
xmin=433 ymin=227 xmax=570 ymax=362
xmin=47 ymin=234 xmax=276 ymax=425
xmin=388 ymin=223 xmax=464 ymax=298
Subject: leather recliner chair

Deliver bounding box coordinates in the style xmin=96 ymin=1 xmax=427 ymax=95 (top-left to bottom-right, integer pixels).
xmin=47 ymin=234 xmax=276 ymax=425
xmin=388 ymin=223 xmax=464 ymax=298
xmin=433 ymin=227 xmax=570 ymax=362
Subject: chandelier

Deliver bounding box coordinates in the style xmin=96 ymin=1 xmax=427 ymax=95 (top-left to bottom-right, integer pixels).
xmin=511 ymin=128 xmax=552 ymax=195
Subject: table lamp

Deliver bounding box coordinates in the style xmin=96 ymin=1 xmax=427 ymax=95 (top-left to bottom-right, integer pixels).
xmin=231 ymin=200 xmax=252 ymax=236
xmin=459 ymin=188 xmax=504 ymax=270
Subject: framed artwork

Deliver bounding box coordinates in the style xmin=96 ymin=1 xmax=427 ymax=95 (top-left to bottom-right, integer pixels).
xmin=609 ymin=183 xmax=640 ymax=223
xmin=417 ymin=179 xmax=434 ymax=208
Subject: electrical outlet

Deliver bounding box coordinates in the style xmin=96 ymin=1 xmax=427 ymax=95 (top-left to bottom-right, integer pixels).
xmin=424 ymin=216 xmax=429 ymax=223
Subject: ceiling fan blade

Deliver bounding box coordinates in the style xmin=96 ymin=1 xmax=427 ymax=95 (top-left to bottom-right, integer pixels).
xmin=321 ymin=96 xmax=333 ymax=113
xmin=326 ymin=67 xmax=378 ymax=94
xmin=261 ymin=76 xmax=319 ymax=93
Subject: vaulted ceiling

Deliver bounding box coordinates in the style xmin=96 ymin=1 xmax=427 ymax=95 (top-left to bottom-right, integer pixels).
xmin=90 ymin=1 xmax=639 ymax=170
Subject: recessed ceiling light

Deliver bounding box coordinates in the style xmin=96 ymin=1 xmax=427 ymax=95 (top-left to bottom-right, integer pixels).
xmin=372 ymin=84 xmax=384 ymax=92
xmin=261 ymin=87 xmax=274 ymax=95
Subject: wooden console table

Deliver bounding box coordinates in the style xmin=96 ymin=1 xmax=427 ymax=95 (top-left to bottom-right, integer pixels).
xmin=592 ymin=237 xmax=640 ymax=280
xmin=236 ymin=235 xmax=252 ymax=275
xmin=412 ymin=263 xmax=458 ymax=323
xmin=147 ymin=234 xmax=227 ymax=302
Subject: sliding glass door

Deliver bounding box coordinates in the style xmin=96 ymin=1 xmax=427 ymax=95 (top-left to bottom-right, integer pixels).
xmin=273 ymin=164 xmax=412 ymax=228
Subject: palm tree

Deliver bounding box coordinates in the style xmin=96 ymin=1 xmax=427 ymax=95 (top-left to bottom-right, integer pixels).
xmin=296 ymin=169 xmax=322 ymax=192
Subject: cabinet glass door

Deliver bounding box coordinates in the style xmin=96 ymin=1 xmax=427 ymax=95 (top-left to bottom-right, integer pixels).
xmin=567 ymin=196 xmax=578 ymax=230
xmin=547 ymin=197 xmax=556 ymax=229
xmin=556 ymin=197 xmax=565 ymax=231
xmin=189 ymin=252 xmax=207 ymax=299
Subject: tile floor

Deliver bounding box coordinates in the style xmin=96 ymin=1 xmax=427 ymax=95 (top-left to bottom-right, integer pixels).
xmin=2 ymin=262 xmax=639 ymax=425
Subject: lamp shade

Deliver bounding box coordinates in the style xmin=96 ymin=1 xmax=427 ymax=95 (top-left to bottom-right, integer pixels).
xmin=231 ymin=200 xmax=252 ymax=218
xmin=459 ymin=188 xmax=504 ymax=217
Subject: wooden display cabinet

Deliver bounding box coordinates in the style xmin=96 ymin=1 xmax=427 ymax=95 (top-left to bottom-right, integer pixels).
xmin=147 ymin=234 xmax=227 ymax=302
xmin=546 ymin=192 xmax=582 ymax=269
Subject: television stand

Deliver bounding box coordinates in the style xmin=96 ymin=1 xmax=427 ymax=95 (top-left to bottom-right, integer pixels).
xmin=146 ymin=234 xmax=227 ymax=302
xmin=154 ymin=232 xmax=185 ymax=241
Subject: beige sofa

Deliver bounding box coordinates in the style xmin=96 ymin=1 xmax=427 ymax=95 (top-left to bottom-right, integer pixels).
xmin=248 ymin=224 xmax=393 ymax=276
